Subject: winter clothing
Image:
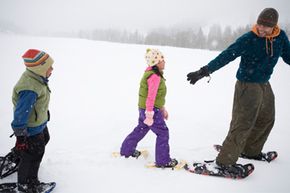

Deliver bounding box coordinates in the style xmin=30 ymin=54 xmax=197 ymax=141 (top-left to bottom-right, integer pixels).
xmin=15 ymin=136 xmax=28 ymax=151
xmin=12 ymin=70 xmax=51 ymax=136
xmin=121 ymin=50 xmax=173 ymax=166
xmin=161 ymin=107 xmax=168 ymax=120
xmin=206 ymin=26 xmax=290 ymax=83
xmin=187 ymin=66 xmax=210 ymax=85
xmin=144 ymin=111 xmax=154 ymax=126
xmin=22 ymin=49 xmax=54 ymax=78
xmin=156 ymin=158 xmax=178 ymax=168
xmin=17 ymin=127 xmax=50 ymax=184
xmin=145 ymin=48 xmax=164 ymax=66
xmin=138 ymin=67 xmax=166 ymax=111
xmin=11 ymin=49 xmax=53 ymax=187
xmin=187 ymin=8 xmax=290 ymax=167
xmin=251 ymin=24 xmax=281 ymax=57
xmin=216 ymin=81 xmax=275 ymax=165
xmin=257 ymin=8 xmax=279 ymax=27
xmin=120 ymin=108 xmax=171 ymax=166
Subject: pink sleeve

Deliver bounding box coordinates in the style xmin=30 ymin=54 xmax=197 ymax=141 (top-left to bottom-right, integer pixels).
xmin=146 ymin=74 xmax=161 ymax=111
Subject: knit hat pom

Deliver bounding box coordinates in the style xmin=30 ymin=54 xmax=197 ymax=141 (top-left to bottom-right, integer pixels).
xmin=257 ymin=8 xmax=279 ymax=27
xmin=22 ymin=49 xmax=54 ymax=77
xmin=145 ymin=48 xmax=164 ymax=67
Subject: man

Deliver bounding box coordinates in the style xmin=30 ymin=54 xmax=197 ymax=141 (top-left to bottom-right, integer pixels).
xmin=187 ymin=8 xmax=290 ymax=175
xmin=11 ymin=49 xmax=54 ymax=192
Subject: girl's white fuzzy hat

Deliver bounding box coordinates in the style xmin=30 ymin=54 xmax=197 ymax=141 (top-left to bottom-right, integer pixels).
xmin=145 ymin=48 xmax=164 ymax=66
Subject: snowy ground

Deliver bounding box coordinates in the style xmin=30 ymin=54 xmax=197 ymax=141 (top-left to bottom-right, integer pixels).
xmin=0 ymin=33 xmax=290 ymax=193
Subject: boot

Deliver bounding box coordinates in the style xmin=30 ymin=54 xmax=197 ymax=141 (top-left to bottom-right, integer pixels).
xmin=18 ymin=183 xmax=33 ymax=193
xmin=156 ymin=158 xmax=178 ymax=168
xmin=124 ymin=150 xmax=141 ymax=158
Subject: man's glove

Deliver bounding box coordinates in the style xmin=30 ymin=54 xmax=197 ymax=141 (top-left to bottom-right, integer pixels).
xmin=187 ymin=66 xmax=210 ymax=85
xmin=144 ymin=111 xmax=154 ymax=126
xmin=15 ymin=136 xmax=28 ymax=151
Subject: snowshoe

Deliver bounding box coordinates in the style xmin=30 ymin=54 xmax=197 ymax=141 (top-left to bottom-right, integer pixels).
xmin=184 ymin=160 xmax=254 ymax=179
xmin=214 ymin=144 xmax=277 ymax=162
xmin=0 ymin=182 xmax=17 ymax=192
xmin=0 ymin=149 xmax=20 ymax=179
xmin=0 ymin=182 xmax=56 ymax=193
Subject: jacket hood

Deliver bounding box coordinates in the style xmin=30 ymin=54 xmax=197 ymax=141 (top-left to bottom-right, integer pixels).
xmin=251 ymin=24 xmax=280 ymax=38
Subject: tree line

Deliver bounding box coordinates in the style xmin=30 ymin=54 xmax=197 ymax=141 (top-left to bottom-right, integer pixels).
xmin=1 ymin=22 xmax=289 ymax=51
xmin=78 ymin=23 xmax=290 ymax=51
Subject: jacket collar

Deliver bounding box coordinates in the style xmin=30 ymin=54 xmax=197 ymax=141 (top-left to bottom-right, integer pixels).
xmin=251 ymin=24 xmax=281 ymax=38
xmin=251 ymin=24 xmax=281 ymax=57
xmin=25 ymin=69 xmax=49 ymax=85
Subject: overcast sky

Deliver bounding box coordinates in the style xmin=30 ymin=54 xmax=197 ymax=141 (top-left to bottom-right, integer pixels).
xmin=0 ymin=0 xmax=289 ymax=33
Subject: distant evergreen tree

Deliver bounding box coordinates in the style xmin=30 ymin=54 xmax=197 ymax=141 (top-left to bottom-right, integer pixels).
xmin=207 ymin=24 xmax=223 ymax=50
xmin=221 ymin=26 xmax=234 ymax=49
xmin=195 ymin=28 xmax=206 ymax=49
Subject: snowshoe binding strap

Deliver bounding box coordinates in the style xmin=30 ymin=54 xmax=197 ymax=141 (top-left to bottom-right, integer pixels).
xmin=240 ymin=151 xmax=278 ymax=163
xmin=262 ymin=151 xmax=278 ymax=162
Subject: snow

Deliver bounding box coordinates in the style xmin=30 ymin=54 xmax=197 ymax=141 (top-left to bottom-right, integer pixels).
xmin=0 ymin=33 xmax=290 ymax=193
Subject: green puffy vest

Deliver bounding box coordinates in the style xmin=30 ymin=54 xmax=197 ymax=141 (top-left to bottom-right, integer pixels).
xmin=138 ymin=70 xmax=166 ymax=109
xmin=12 ymin=70 xmax=51 ymax=127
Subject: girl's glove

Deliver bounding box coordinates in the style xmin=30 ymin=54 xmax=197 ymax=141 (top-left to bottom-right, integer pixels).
xmin=144 ymin=111 xmax=154 ymax=126
xmin=161 ymin=107 xmax=168 ymax=120
xmin=15 ymin=136 xmax=28 ymax=151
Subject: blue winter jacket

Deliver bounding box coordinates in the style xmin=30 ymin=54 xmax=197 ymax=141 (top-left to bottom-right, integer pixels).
xmin=207 ymin=26 xmax=290 ymax=83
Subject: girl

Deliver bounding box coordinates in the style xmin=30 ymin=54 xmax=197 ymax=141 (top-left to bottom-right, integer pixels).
xmin=120 ymin=48 xmax=177 ymax=168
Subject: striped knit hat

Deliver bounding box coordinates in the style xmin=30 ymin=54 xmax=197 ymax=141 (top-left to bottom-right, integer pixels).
xmin=22 ymin=49 xmax=54 ymax=77
xmin=145 ymin=48 xmax=164 ymax=67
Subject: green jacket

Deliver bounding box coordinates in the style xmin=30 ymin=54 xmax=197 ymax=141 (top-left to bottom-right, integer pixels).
xmin=12 ymin=70 xmax=51 ymax=128
xmin=138 ymin=70 xmax=166 ymax=109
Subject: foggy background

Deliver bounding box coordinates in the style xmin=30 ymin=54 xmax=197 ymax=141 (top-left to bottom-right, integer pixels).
xmin=1 ymin=0 xmax=290 ymax=50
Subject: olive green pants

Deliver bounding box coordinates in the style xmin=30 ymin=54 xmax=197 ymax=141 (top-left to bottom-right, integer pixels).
xmin=216 ymin=80 xmax=275 ymax=166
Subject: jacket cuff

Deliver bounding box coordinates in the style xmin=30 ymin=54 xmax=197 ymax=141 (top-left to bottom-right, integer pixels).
xmin=13 ymin=128 xmax=28 ymax=136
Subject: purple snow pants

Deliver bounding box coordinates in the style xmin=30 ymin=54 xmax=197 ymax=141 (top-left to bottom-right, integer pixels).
xmin=120 ymin=108 xmax=171 ymax=166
